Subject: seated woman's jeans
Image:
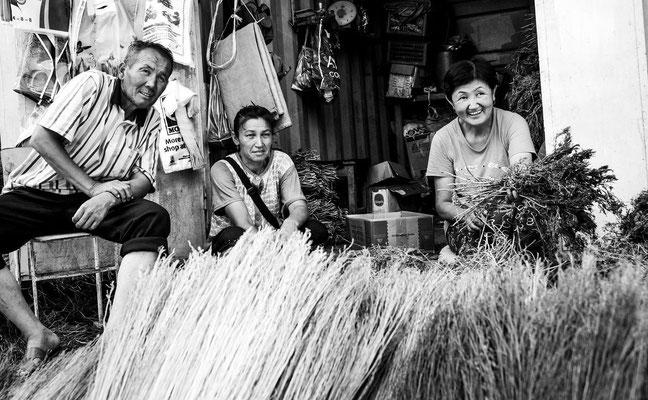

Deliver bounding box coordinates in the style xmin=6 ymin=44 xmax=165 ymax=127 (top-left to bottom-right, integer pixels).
xmin=445 ymin=199 xmax=543 ymax=257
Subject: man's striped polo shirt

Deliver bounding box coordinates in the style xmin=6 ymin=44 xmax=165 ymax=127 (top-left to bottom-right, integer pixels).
xmin=3 ymin=70 xmax=161 ymax=194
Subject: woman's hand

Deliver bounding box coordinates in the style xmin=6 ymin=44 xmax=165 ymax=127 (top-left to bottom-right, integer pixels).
xmin=462 ymin=209 xmax=486 ymax=232
xmin=278 ymin=218 xmax=300 ymax=241
xmin=505 ymin=188 xmax=518 ymax=203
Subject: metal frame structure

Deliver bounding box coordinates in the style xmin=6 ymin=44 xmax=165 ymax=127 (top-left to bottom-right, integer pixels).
xmin=11 ymin=233 xmax=119 ymax=324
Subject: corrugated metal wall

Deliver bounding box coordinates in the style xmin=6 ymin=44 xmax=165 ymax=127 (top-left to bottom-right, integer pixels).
xmin=201 ymin=0 xmax=533 ymax=165
xmin=270 ymin=1 xmax=392 ymax=165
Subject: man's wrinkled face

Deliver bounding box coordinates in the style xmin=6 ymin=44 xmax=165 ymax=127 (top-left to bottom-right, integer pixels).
xmin=119 ymin=48 xmax=172 ymax=113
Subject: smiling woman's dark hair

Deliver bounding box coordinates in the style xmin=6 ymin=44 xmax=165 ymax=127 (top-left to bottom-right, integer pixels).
xmin=233 ymin=105 xmax=276 ymax=136
xmin=443 ymin=57 xmax=498 ymax=100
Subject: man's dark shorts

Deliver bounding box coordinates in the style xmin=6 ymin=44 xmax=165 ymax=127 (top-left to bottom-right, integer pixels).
xmin=0 ymin=187 xmax=170 ymax=269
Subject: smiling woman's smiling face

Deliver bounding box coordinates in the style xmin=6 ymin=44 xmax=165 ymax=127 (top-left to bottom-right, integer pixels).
xmin=449 ymin=79 xmax=496 ymax=129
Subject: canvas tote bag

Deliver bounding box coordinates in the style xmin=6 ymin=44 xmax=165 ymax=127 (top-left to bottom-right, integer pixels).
xmin=206 ymin=0 xmax=291 ymax=140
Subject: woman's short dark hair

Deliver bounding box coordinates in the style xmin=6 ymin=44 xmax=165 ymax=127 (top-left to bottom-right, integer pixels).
xmin=124 ymin=40 xmax=174 ymax=68
xmin=233 ymin=105 xmax=276 ymax=135
xmin=443 ymin=57 xmax=498 ymax=99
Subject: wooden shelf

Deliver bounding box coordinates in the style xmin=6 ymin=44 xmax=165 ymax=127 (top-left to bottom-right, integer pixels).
xmin=386 ymin=92 xmax=446 ymax=104
xmin=413 ymin=92 xmax=446 ymax=103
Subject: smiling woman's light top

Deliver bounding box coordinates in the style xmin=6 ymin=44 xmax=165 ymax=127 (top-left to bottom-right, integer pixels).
xmin=426 ymin=107 xmax=535 ymax=184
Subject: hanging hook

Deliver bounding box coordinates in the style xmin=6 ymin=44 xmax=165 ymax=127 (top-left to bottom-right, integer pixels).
xmin=423 ymin=86 xmax=438 ymax=120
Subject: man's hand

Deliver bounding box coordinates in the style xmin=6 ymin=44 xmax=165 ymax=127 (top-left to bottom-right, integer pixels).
xmin=278 ymin=218 xmax=300 ymax=241
xmin=72 ymin=192 xmax=116 ymax=230
xmin=90 ymin=180 xmax=133 ymax=202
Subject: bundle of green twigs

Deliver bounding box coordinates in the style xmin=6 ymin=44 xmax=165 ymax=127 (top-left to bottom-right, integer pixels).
xmin=584 ymin=233 xmax=648 ymax=277
xmin=618 ymin=189 xmax=648 ymax=244
xmin=506 ymin=15 xmax=544 ymax=152
xmin=452 ymin=129 xmax=623 ymax=258
xmin=291 ymin=149 xmax=348 ymax=244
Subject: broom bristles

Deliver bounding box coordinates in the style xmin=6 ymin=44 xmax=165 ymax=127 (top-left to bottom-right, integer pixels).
xmin=7 ymin=230 xmax=648 ymax=400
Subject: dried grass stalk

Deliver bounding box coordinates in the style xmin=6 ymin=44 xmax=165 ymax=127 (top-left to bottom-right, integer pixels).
xmin=276 ymin=255 xmax=422 ymax=399
xmin=10 ymin=344 xmax=99 ymax=400
xmin=6 ymin=231 xmax=648 ymax=400
xmin=374 ymin=258 xmax=648 ymax=400
xmin=90 ymin=230 xmax=345 ymax=400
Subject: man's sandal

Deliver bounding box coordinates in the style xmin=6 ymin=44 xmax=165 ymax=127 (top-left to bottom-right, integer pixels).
xmin=17 ymin=345 xmax=61 ymax=378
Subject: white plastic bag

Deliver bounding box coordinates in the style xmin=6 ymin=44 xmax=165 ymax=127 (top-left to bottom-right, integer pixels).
xmin=155 ymin=81 xmax=204 ymax=173
xmin=70 ymin=0 xmax=135 ymax=76
xmin=157 ymin=100 xmax=193 ymax=173
xmin=142 ymin=0 xmax=193 ymax=66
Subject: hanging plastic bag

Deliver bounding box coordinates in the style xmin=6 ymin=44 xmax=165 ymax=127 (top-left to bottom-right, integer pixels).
xmin=206 ymin=72 xmax=233 ymax=143
xmin=13 ymin=33 xmax=71 ymax=104
xmin=311 ymin=19 xmax=340 ymax=103
xmin=157 ymin=105 xmax=193 ymax=173
xmin=291 ymin=28 xmax=315 ymax=92
xmin=70 ymin=0 xmax=135 ymax=76
xmin=142 ymin=0 xmax=193 ymax=67
xmin=291 ymin=20 xmax=340 ymax=102
xmin=155 ymin=81 xmax=204 ymax=173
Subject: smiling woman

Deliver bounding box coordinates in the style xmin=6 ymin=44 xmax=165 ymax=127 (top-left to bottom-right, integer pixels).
xmin=426 ymin=57 xmax=537 ymax=255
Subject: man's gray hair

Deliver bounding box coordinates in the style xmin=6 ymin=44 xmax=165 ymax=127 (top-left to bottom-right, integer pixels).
xmin=123 ymin=40 xmax=174 ymax=68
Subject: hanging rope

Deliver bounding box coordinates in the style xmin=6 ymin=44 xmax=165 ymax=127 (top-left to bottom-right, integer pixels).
xmin=206 ymin=0 xmax=242 ymax=71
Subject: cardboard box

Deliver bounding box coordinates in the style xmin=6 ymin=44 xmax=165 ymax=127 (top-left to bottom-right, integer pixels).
xmin=406 ymin=134 xmax=431 ymax=180
xmin=367 ymin=161 xmax=429 ymax=213
xmin=370 ymin=188 xmax=400 ymax=213
xmin=346 ymin=211 xmax=434 ymax=250
xmin=370 ymin=182 xmax=429 ymax=213
xmin=367 ymin=161 xmax=412 ymax=186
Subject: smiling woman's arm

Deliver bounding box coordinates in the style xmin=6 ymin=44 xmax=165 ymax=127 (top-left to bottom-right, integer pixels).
xmin=510 ymin=152 xmax=532 ymax=166
xmin=434 ymin=176 xmax=484 ymax=232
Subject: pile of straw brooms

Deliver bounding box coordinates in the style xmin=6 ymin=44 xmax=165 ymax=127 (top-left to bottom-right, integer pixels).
xmin=5 ymin=225 xmax=648 ymax=400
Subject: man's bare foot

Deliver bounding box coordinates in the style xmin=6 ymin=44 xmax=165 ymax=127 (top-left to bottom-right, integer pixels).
xmin=18 ymin=328 xmax=61 ymax=377
xmin=26 ymin=327 xmax=60 ymax=351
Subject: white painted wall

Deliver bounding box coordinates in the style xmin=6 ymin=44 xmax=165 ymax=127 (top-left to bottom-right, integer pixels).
xmin=535 ymin=0 xmax=648 ymax=214
xmin=0 ymin=23 xmax=39 ymax=148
